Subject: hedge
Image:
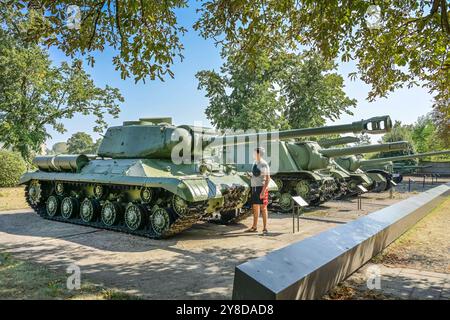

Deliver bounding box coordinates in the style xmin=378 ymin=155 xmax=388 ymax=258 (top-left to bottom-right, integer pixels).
xmin=0 ymin=150 xmax=27 ymax=187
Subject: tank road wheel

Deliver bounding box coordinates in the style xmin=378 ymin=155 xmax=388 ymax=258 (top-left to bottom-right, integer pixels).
xmin=374 ymin=181 xmax=387 ymax=193
xmin=279 ymin=193 xmax=294 ymax=212
xmin=295 ymin=180 xmax=310 ymax=198
xmin=171 ymin=195 xmax=189 ymax=217
xmin=101 ymin=201 xmax=123 ymax=226
xmin=273 ymin=178 xmax=284 ymax=190
xmin=125 ymin=203 xmax=146 ymax=231
xmin=150 ymin=207 xmax=171 ymax=236
xmin=140 ymin=187 xmax=153 ymax=204
xmin=46 ymin=195 xmax=61 ymax=217
xmin=80 ymin=198 xmax=100 ymax=222
xmin=55 ymin=182 xmax=65 ymax=196
xmin=93 ymin=184 xmax=107 ymax=200
xmin=27 ymin=180 xmax=42 ymax=205
xmin=61 ymin=197 xmax=79 ymax=219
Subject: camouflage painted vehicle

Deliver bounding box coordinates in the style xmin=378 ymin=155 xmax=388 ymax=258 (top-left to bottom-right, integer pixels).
xmin=359 ymin=150 xmax=450 ymax=184
xmin=222 ymin=116 xmax=393 ymax=210
xmin=20 ymin=117 xmax=280 ymax=239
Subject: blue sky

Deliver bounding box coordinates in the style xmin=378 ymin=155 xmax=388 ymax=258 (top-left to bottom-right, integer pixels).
xmin=45 ymin=5 xmax=434 ymax=147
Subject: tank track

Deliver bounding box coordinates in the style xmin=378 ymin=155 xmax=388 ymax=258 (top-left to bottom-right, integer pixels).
xmin=270 ymin=174 xmax=333 ymax=208
xmin=207 ymin=207 xmax=253 ymax=225
xmin=25 ymin=181 xmax=208 ymax=239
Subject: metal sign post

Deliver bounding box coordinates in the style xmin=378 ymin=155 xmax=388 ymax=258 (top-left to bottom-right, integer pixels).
xmin=356 ymin=185 xmax=367 ymax=210
xmin=390 ymin=180 xmax=397 ymax=199
xmin=292 ymin=196 xmax=308 ymax=233
xmin=408 ymin=178 xmax=415 ymax=192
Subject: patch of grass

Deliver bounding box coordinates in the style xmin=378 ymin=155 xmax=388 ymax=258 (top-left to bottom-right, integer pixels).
xmin=0 ymin=187 xmax=29 ymax=211
xmin=0 ymin=252 xmax=138 ymax=300
xmin=323 ymin=282 xmax=392 ymax=300
xmin=373 ymin=196 xmax=450 ymax=273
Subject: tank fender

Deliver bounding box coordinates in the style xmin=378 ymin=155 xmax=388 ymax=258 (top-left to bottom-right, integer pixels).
xmin=297 ymin=170 xmax=323 ymax=181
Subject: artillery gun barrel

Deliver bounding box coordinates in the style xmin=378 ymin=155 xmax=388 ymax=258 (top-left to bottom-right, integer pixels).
xmin=320 ymin=141 xmax=409 ymax=158
xmin=318 ymin=136 xmax=360 ymax=148
xmin=360 ymin=150 xmax=450 ymax=165
xmin=207 ymin=115 xmax=392 ymax=147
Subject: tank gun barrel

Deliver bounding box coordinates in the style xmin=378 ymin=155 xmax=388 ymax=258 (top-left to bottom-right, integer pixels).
xmin=318 ymin=136 xmax=360 ymax=148
xmin=320 ymin=141 xmax=409 ymax=158
xmin=207 ymin=115 xmax=392 ymax=147
xmin=360 ymin=150 xmax=450 ymax=165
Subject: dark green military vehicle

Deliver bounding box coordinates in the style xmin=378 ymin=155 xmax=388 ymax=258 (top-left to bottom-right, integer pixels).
xmin=358 ymin=150 xmax=450 ymax=184
xmin=19 ymin=117 xmax=272 ymax=238
xmin=221 ymin=116 xmax=393 ymax=210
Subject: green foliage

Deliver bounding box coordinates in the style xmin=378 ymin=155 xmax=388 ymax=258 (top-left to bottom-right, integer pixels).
xmin=0 ymin=31 xmax=123 ymax=161
xmin=196 ymin=50 xmax=356 ymax=130
xmin=378 ymin=114 xmax=449 ymax=160
xmin=66 ymin=133 xmax=101 ymax=154
xmin=378 ymin=121 xmax=415 ymax=158
xmin=411 ymin=115 xmax=440 ymax=153
xmin=0 ymin=1 xmax=187 ymax=82
xmin=354 ymin=133 xmax=371 ymax=146
xmin=51 ymin=142 xmax=68 ymax=154
xmin=92 ymin=138 xmax=103 ymax=154
xmin=0 ymin=150 xmax=27 ymax=187
xmin=67 ymin=132 xmax=93 ymax=154
xmin=194 ymin=0 xmax=450 ymax=140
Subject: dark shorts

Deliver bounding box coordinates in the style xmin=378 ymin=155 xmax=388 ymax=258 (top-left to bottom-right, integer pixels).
xmin=251 ymin=186 xmax=269 ymax=206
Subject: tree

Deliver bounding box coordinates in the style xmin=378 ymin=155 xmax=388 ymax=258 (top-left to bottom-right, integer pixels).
xmin=196 ymin=50 xmax=356 ymax=130
xmin=91 ymin=138 xmax=103 ymax=154
xmin=52 ymin=142 xmax=68 ymax=154
xmin=411 ymin=114 xmax=441 ymax=153
xmin=4 ymin=2 xmax=447 ymax=136
xmin=0 ymin=31 xmax=123 ymax=161
xmin=0 ymin=150 xmax=27 ymax=187
xmin=194 ymin=1 xmax=449 ymax=138
xmin=66 ymin=132 xmax=94 ymax=154
xmin=0 ymin=0 xmax=187 ymax=82
xmin=354 ymin=133 xmax=371 ymax=146
xmin=377 ymin=121 xmax=415 ymax=158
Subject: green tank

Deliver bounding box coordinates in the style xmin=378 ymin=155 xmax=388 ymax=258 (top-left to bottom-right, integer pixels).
xmin=392 ymin=164 xmax=432 ymax=176
xmin=324 ymin=141 xmax=410 ymax=194
xmin=359 ymin=150 xmax=450 ymax=184
xmin=221 ymin=116 xmax=393 ymax=210
xmin=19 ymin=117 xmax=281 ymax=238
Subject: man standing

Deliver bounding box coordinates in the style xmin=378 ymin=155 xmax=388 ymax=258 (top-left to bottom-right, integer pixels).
xmin=246 ymin=147 xmax=270 ymax=235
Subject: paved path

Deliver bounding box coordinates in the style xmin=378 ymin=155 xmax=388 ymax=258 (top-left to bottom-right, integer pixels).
xmin=0 ymin=193 xmax=414 ymax=299
xmin=0 ymin=209 xmax=334 ymax=299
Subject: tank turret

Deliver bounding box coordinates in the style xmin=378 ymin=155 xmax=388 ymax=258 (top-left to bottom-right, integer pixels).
xmin=97 ymin=116 xmax=392 ymax=159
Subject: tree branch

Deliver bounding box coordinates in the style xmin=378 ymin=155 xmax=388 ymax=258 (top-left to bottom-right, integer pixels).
xmin=88 ymin=1 xmax=106 ymax=50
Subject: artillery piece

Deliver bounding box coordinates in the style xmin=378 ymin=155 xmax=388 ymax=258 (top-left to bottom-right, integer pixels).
xmin=358 ymin=150 xmax=450 ymax=184
xmin=20 ymin=117 xmax=281 ymax=238
xmin=323 ymin=141 xmax=410 ymax=195
xmin=222 ymin=116 xmax=393 ymax=210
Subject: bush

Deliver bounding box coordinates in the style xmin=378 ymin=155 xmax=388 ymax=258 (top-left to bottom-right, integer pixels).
xmin=0 ymin=150 xmax=27 ymax=187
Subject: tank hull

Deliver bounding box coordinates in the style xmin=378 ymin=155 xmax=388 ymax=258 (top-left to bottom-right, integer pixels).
xmin=21 ymin=158 xmax=251 ymax=239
